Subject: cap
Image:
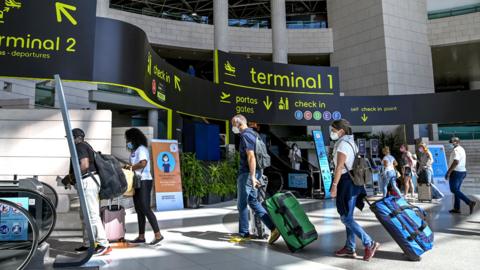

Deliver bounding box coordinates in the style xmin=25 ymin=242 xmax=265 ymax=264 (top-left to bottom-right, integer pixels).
xmin=449 ymin=137 xmax=460 ymax=143
xmin=71 ymin=128 xmax=85 ymax=138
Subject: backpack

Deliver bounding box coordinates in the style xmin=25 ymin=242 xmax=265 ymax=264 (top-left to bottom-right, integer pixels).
xmin=342 ymin=141 xmax=370 ymax=186
xmin=83 ymin=143 xmax=128 ymax=200
xmin=245 ymin=130 xmax=271 ymax=170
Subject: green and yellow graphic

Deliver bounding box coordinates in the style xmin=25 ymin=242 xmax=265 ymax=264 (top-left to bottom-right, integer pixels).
xmin=147 ymin=52 xmax=152 ymax=75
xmin=220 ymin=91 xmax=231 ymax=104
xmin=55 ymin=2 xmax=77 ymax=26
xmin=224 ymin=61 xmax=236 ymax=77
xmin=263 ymin=96 xmax=273 ymax=110
xmin=0 ymin=0 xmax=22 ymax=24
xmin=278 ymin=97 xmax=289 ymax=111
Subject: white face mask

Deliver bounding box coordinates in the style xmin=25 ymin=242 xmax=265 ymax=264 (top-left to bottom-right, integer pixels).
xmin=330 ymin=131 xmax=339 ymax=141
xmin=232 ymin=126 xmax=240 ymax=134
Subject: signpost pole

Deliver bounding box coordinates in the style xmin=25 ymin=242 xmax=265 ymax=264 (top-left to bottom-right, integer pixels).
xmin=53 ymin=75 xmax=95 ymax=267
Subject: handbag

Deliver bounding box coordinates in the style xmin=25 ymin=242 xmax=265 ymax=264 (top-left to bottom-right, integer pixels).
xmin=133 ymin=167 xmax=145 ymax=189
xmin=122 ymin=169 xmax=135 ymax=197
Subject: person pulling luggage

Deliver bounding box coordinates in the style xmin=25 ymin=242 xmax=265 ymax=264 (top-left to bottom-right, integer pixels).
xmin=329 ymin=119 xmax=380 ymax=261
xmin=231 ymin=114 xmax=280 ymax=244
xmin=417 ymin=143 xmax=444 ymax=200
xmin=381 ymin=146 xmax=402 ymax=197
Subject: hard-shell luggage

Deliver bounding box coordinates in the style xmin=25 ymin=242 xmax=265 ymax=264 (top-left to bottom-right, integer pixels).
xmin=368 ymin=196 xmax=434 ymax=261
xmin=101 ymin=200 xmax=126 ymax=242
xmin=266 ymin=192 xmax=317 ymax=252
xmin=417 ymin=183 xmax=432 ymax=202
xmin=249 ymin=175 xmax=269 ymax=239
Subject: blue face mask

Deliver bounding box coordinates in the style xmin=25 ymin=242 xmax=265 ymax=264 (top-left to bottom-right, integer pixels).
xmin=446 ymin=144 xmax=454 ymax=150
xmin=127 ymin=142 xmax=134 ymax=150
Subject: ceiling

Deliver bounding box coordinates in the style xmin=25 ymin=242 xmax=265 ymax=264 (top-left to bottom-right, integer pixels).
xmin=109 ymin=0 xmax=327 ymax=21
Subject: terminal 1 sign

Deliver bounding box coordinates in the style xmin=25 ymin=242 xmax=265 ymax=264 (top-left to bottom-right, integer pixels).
xmin=1 ymin=0 xmax=480 ymax=127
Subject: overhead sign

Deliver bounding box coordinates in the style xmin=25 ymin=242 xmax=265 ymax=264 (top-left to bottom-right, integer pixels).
xmin=215 ymin=50 xmax=339 ymax=96
xmin=2 ymin=7 xmax=480 ymax=127
xmin=0 ymin=0 xmax=97 ymax=80
xmin=312 ymin=131 xmax=332 ymax=199
xmin=151 ymin=139 xmax=184 ymax=211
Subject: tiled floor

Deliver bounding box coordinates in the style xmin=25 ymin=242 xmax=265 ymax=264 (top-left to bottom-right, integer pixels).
xmin=47 ymin=187 xmax=480 ymax=270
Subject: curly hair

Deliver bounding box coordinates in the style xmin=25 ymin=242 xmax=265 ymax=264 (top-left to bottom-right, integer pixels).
xmin=125 ymin=128 xmax=148 ymax=151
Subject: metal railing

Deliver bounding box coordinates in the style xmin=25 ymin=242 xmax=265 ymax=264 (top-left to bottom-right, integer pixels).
xmin=428 ymin=4 xmax=480 ymax=20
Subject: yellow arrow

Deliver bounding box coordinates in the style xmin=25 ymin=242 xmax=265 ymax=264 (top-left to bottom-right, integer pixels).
xmin=361 ymin=113 xmax=368 ymax=123
xmin=55 ymin=2 xmax=77 ymax=26
xmin=263 ymin=96 xmax=272 ymax=110
xmin=174 ymin=75 xmax=181 ymax=91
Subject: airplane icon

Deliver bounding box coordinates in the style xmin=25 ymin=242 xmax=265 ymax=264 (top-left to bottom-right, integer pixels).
xmin=220 ymin=92 xmax=231 ymax=104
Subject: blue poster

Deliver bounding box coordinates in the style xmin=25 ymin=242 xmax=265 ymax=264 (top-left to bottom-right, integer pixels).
xmin=312 ymin=130 xmax=332 ymax=198
xmin=0 ymin=197 xmax=29 ymax=241
xmin=429 ymin=145 xmax=450 ymax=194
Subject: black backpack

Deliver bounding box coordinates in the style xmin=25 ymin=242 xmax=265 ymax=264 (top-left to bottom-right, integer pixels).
xmin=83 ymin=143 xmax=128 ymax=200
xmin=245 ymin=130 xmax=271 ymax=170
xmin=343 ymin=141 xmax=370 ymax=187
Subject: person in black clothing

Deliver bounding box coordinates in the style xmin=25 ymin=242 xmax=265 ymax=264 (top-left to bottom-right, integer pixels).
xmin=125 ymin=128 xmax=163 ymax=245
xmin=69 ymin=128 xmax=111 ymax=256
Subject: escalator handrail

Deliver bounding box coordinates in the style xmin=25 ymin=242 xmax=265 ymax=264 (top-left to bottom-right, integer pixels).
xmin=40 ymin=181 xmax=59 ymax=209
xmin=0 ymin=188 xmax=57 ymax=245
xmin=0 ymin=198 xmax=39 ymax=270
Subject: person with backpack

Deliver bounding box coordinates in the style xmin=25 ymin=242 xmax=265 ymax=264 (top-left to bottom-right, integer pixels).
xmin=329 ymin=120 xmax=380 ymax=261
xmin=70 ymin=128 xmax=111 ymax=256
xmin=125 ymin=128 xmax=163 ymax=245
xmin=231 ymin=114 xmax=280 ymax=244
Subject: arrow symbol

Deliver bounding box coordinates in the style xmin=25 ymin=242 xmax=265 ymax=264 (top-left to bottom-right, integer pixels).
xmin=174 ymin=75 xmax=181 ymax=91
xmin=361 ymin=113 xmax=368 ymax=123
xmin=263 ymin=96 xmax=272 ymax=110
xmin=55 ymin=2 xmax=78 ymax=26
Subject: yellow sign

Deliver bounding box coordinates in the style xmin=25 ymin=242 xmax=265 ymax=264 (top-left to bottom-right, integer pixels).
xmin=147 ymin=52 xmax=152 ymax=75
xmin=224 ymin=61 xmax=236 ymax=77
xmin=0 ymin=0 xmax=22 ymax=24
xmin=174 ymin=75 xmax=181 ymax=91
xmin=278 ymin=97 xmax=289 ymax=110
xmin=361 ymin=113 xmax=368 ymax=123
xmin=55 ymin=2 xmax=77 ymax=26
xmin=220 ymin=91 xmax=231 ymax=104
xmin=263 ymin=96 xmax=272 ymax=110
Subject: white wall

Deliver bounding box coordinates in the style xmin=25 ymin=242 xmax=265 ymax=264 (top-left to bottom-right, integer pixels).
xmin=428 ymin=12 xmax=480 ymax=46
xmin=97 ymin=0 xmax=333 ymax=55
xmin=0 ymin=109 xmax=112 ymax=212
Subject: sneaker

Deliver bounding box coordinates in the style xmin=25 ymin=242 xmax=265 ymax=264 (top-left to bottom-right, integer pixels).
xmin=74 ymin=245 xmax=88 ymax=252
xmin=335 ymin=246 xmax=357 ymax=258
xmin=449 ymin=209 xmax=461 ymax=214
xmin=94 ymin=245 xmax=112 ymax=256
xmin=149 ymin=236 xmax=164 ymax=246
xmin=363 ymin=242 xmax=380 ymax=261
xmin=469 ymin=201 xmax=477 ymax=215
xmin=129 ymin=237 xmax=146 ymax=244
xmin=268 ymin=229 xmax=281 ymax=245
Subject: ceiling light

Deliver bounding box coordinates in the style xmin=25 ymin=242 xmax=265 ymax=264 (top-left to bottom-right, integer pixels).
xmin=191 ymin=12 xmax=197 ymax=16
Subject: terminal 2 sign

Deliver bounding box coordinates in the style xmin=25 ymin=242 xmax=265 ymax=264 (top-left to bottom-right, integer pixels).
xmin=1 ymin=0 xmax=480 ymax=127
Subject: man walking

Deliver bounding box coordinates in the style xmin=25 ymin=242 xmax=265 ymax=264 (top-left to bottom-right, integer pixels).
xmin=231 ymin=114 xmax=280 ymax=243
xmin=70 ymin=128 xmax=111 ymax=255
xmin=446 ymin=137 xmax=476 ymax=215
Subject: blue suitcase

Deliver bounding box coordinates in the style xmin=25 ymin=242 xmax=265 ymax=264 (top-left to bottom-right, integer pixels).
xmin=368 ymin=196 xmax=434 ymax=261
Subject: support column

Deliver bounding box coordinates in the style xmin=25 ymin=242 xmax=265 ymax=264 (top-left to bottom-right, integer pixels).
xmin=271 ymin=0 xmax=288 ymax=64
xmin=214 ymin=0 xmax=229 ymax=52
xmin=148 ymin=109 xmax=159 ymax=139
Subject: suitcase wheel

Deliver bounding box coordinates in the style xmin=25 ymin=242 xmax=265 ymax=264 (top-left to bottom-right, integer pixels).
xmin=286 ymin=243 xmax=297 ymax=253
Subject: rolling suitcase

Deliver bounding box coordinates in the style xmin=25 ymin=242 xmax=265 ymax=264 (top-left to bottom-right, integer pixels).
xmin=101 ymin=199 xmax=126 ymax=242
xmin=368 ymin=196 xmax=434 ymax=261
xmin=266 ymin=192 xmax=317 ymax=252
xmin=417 ymin=183 xmax=432 ymax=202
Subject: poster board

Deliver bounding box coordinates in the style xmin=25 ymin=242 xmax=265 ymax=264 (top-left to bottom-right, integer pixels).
xmin=151 ymin=140 xmax=184 ymax=211
xmin=429 ymin=145 xmax=450 ymax=194
xmin=312 ymin=130 xmax=332 ymax=199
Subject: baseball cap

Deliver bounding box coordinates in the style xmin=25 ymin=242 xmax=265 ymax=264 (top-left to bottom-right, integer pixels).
xmin=71 ymin=128 xmax=85 ymax=138
xmin=449 ymin=137 xmax=460 ymax=143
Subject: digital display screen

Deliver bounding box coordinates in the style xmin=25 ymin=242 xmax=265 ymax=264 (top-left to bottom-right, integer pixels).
xmin=0 ymin=197 xmax=29 ymax=241
xmin=288 ymin=173 xmax=308 ymax=189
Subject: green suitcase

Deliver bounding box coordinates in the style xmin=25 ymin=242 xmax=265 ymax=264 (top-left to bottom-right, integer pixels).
xmin=266 ymin=192 xmax=317 ymax=252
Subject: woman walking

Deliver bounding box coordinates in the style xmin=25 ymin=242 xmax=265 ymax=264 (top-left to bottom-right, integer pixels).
xmin=417 ymin=143 xmax=444 ymax=200
xmin=125 ymin=128 xmax=163 ymax=245
xmin=329 ymin=119 xmax=380 ymax=261
xmin=381 ymin=146 xmax=402 ymax=197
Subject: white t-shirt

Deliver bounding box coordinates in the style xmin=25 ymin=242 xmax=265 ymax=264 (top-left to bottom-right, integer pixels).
xmin=334 ymin=135 xmax=357 ymax=174
xmin=130 ymin=145 xmax=153 ymax=180
xmin=449 ymin=145 xmax=467 ymax=172
xmin=382 ymin=154 xmax=396 ymax=172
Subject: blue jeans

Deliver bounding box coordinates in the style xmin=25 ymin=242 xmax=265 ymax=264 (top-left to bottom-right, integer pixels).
xmin=237 ymin=172 xmax=275 ymax=237
xmin=424 ymin=168 xmax=444 ymax=200
xmin=382 ymin=170 xmax=402 ymax=197
xmin=341 ymin=195 xmax=373 ymax=251
xmin=449 ymin=171 xmax=470 ymax=210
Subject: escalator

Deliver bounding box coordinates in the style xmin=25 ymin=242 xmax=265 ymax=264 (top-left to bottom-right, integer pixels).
xmin=263 ymin=130 xmax=323 ymax=198
xmin=0 ymin=178 xmax=58 ymax=270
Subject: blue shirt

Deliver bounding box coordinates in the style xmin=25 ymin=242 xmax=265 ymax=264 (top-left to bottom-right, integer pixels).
xmin=239 ymin=128 xmax=257 ymax=174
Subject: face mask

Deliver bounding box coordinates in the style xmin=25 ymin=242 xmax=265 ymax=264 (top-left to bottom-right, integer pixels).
xmin=446 ymin=144 xmax=454 ymax=150
xmin=127 ymin=142 xmax=134 ymax=150
xmin=419 ymin=148 xmax=424 ymax=153
xmin=232 ymin=126 xmax=240 ymax=134
xmin=330 ymin=131 xmax=339 ymax=141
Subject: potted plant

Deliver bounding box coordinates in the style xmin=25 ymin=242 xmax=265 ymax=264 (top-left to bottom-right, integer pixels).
xmin=181 ymin=153 xmax=208 ymax=208
xmin=202 ymin=163 xmax=224 ymax=205
xmin=220 ymin=153 xmax=239 ymax=202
